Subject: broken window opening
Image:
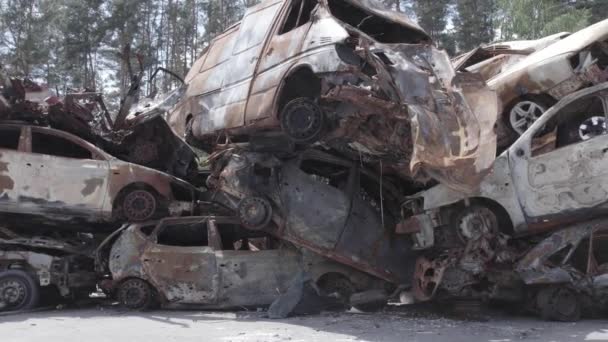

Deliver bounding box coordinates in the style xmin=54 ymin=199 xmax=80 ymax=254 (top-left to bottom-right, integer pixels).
xmin=0 ymin=127 xmax=20 ymax=150
xmin=592 ymin=231 xmax=608 ymax=266
xmin=532 ymin=95 xmax=608 ymax=157
xmin=280 ymin=0 xmax=317 ymax=34
xmin=31 ymin=132 xmax=92 ymax=159
xmin=547 ymin=244 xmax=574 ymax=267
xmin=157 ymin=222 xmax=209 ymax=247
xmin=300 ymin=159 xmax=350 ymax=189
xmin=327 ymin=0 xmax=429 ymax=44
xmin=139 ymin=224 xmax=156 ymax=236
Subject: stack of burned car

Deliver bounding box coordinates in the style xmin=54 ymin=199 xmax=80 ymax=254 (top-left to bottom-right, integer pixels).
xmin=2 ymin=0 xmax=607 ymax=323
xmin=0 ymin=0 xmax=500 ymax=315
xmin=0 ymin=64 xmax=207 ymax=312
xmin=155 ymin=0 xmax=499 ymax=315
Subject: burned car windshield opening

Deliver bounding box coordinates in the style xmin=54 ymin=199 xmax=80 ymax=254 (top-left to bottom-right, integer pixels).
xmin=280 ymin=0 xmax=317 ymax=34
xmin=327 ymin=0 xmax=428 ymax=44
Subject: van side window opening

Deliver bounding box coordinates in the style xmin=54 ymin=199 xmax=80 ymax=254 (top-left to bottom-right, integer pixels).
xmin=0 ymin=128 xmax=20 ymax=150
xmin=31 ymin=132 xmax=92 ymax=159
xmin=280 ymin=0 xmax=317 ymax=34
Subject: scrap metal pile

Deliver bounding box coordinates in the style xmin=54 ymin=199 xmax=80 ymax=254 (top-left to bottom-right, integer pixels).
xmin=1 ymin=0 xmax=608 ymax=322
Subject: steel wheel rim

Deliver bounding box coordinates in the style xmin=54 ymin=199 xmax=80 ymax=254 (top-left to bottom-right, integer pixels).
xmin=510 ymin=101 xmax=546 ymax=135
xmin=0 ymin=278 xmax=27 ymax=309
xmin=579 ymin=116 xmax=606 ymax=141
xmin=121 ymin=280 xmax=150 ymax=308
xmin=123 ymin=190 xmax=156 ymax=221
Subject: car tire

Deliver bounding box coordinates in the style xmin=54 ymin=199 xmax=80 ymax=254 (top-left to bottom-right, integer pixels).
xmin=452 ymin=205 xmax=500 ymax=245
xmin=280 ymin=98 xmax=325 ymax=144
xmin=0 ymin=270 xmax=40 ymax=312
xmin=318 ymin=274 xmax=355 ymax=308
xmin=121 ymin=189 xmax=159 ymax=222
xmin=537 ymin=287 xmax=581 ymax=322
xmin=237 ymin=196 xmax=273 ymax=230
xmin=506 ymin=98 xmax=550 ymax=136
xmin=117 ymin=278 xmax=157 ymax=311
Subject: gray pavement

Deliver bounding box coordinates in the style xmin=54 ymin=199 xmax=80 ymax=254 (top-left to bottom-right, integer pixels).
xmin=1 ymin=305 xmax=608 ymax=342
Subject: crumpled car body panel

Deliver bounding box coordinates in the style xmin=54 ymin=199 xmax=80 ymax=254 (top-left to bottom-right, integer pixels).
xmin=206 ymin=149 xmax=417 ymax=285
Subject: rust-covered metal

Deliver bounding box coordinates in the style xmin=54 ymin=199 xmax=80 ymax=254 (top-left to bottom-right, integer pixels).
xmin=0 ymin=123 xmax=197 ymax=226
xmin=0 ymin=230 xmax=97 ymax=309
xmin=0 ymin=66 xmax=198 ymax=181
xmin=205 ymin=149 xmax=416 ymax=285
xmin=514 ymin=219 xmax=608 ymax=319
xmin=97 ymin=216 xmax=387 ymax=309
xmin=170 ymin=0 xmax=498 ymax=191
xmin=403 ymin=83 xmax=608 ymax=250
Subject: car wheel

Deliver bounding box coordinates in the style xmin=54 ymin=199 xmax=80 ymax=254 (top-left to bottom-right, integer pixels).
xmin=318 ymin=274 xmax=356 ymax=309
xmin=280 ymin=98 xmax=325 ymax=143
xmin=122 ymin=189 xmax=158 ymax=222
xmin=508 ymin=100 xmax=548 ymax=135
xmin=453 ymin=205 xmax=500 ymax=244
xmin=537 ymin=287 xmax=581 ymax=322
xmin=0 ymin=270 xmax=40 ymax=312
xmin=117 ymin=278 xmax=157 ymax=310
xmin=237 ymin=196 xmax=272 ymax=230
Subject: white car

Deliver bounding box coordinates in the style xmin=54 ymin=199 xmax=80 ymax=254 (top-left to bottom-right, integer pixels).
xmin=0 ymin=124 xmax=197 ymax=225
xmin=402 ymin=82 xmax=608 ymax=249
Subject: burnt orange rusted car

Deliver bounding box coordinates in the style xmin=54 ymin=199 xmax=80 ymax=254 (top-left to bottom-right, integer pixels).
xmin=0 ymin=124 xmax=197 ymax=225
xmin=169 ymin=0 xmax=498 ymax=191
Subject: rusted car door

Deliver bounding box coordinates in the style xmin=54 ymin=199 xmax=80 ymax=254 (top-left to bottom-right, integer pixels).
xmin=212 ymin=219 xmax=301 ymax=307
xmin=143 ymin=219 xmax=218 ymax=304
xmin=21 ymin=127 xmax=110 ymax=217
xmin=211 ymin=0 xmax=283 ymax=130
xmin=0 ymin=126 xmax=25 ymax=212
xmin=509 ymin=88 xmax=608 ymax=224
xmin=247 ymin=0 xmax=316 ymax=123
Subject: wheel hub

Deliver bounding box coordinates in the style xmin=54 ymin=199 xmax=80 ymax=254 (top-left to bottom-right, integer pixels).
xmin=120 ymin=280 xmax=150 ymax=308
xmin=554 ymin=289 xmax=578 ymax=316
xmin=0 ymin=279 xmax=26 ymax=308
xmin=510 ymin=101 xmax=546 ymax=135
xmin=123 ymin=190 xmax=156 ymax=221
xmin=457 ymin=207 xmax=498 ymax=242
xmin=579 ymin=116 xmax=607 ymax=141
xmin=238 ymin=197 xmax=272 ymax=230
xmin=280 ymin=99 xmax=324 ymax=143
